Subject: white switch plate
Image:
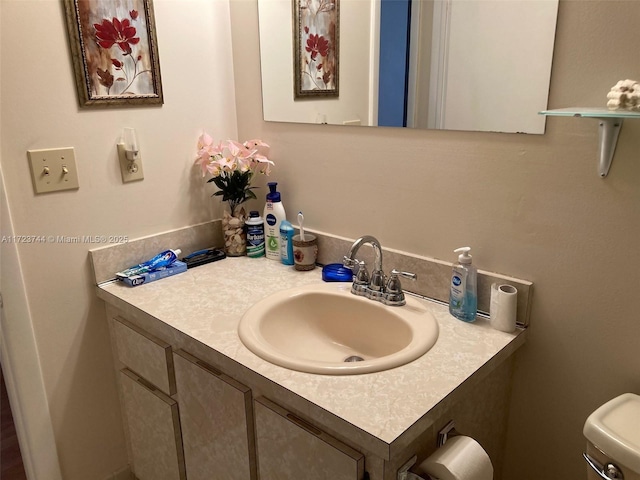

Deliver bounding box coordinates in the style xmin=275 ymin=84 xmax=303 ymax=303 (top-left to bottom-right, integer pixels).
xmin=27 ymin=147 xmax=79 ymax=194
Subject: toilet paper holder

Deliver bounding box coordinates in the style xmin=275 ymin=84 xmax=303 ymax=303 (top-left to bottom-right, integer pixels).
xmin=397 ymin=420 xmax=461 ymax=480
xmin=436 ymin=420 xmax=460 ymax=448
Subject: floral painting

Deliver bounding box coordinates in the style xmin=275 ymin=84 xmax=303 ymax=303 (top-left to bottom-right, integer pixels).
xmin=63 ymin=0 xmax=163 ymax=107
xmin=294 ymin=0 xmax=339 ymax=98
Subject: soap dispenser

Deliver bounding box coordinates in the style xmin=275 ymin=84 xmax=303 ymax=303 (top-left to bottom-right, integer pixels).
xmin=449 ymin=247 xmax=478 ymax=322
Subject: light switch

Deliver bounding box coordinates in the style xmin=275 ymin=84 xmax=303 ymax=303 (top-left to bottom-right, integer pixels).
xmin=27 ymin=147 xmax=79 ymax=194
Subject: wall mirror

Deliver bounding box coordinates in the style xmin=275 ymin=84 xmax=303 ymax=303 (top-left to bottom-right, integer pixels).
xmin=258 ymin=0 xmax=559 ymax=134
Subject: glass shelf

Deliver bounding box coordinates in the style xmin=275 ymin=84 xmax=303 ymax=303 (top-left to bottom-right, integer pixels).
xmin=539 ymin=108 xmax=640 ymax=177
xmin=540 ymin=107 xmax=640 ymax=119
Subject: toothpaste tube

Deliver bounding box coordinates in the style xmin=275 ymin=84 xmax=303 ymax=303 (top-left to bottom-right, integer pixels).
xmin=116 ymin=249 xmax=182 ymax=279
xmin=120 ymin=260 xmax=187 ymax=287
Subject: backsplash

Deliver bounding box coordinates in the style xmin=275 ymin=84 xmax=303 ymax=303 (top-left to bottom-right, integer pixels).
xmin=90 ymin=221 xmax=533 ymax=326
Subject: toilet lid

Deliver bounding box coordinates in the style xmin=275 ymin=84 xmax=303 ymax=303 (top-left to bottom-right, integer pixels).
xmin=584 ymin=393 xmax=640 ymax=474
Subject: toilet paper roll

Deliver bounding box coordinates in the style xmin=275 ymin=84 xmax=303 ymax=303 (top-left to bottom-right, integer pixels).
xmin=490 ymin=283 xmax=518 ymax=333
xmin=416 ymin=436 xmax=493 ymax=480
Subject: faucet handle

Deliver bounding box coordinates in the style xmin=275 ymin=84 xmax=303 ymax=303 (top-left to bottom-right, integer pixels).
xmin=383 ymin=270 xmax=417 ymax=306
xmin=343 ymin=255 xmax=358 ymax=269
xmin=353 ymin=260 xmax=369 ymax=285
xmin=389 ymin=269 xmax=417 ymax=282
xmin=349 ymin=260 xmax=369 ymax=297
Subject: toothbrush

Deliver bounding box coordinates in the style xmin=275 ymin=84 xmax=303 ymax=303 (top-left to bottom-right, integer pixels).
xmin=298 ymin=211 xmax=305 ymax=241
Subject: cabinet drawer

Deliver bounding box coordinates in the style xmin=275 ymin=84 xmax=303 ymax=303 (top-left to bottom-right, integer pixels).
xmin=254 ymin=397 xmax=364 ymax=480
xmin=119 ymin=369 xmax=186 ymax=480
xmin=173 ymin=350 xmax=257 ymax=480
xmin=112 ymin=316 xmax=175 ymax=395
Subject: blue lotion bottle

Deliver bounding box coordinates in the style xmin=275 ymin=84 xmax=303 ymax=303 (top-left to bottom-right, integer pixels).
xmin=449 ymin=247 xmax=477 ymax=322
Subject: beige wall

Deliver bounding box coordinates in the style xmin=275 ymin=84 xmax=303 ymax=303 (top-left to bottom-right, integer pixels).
xmin=2 ymin=0 xmax=639 ymax=479
xmin=231 ymin=1 xmax=640 ymax=479
xmin=0 ymin=0 xmax=238 ymax=478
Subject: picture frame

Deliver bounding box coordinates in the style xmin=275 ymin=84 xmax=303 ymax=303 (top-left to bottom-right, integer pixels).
xmin=63 ymin=0 xmax=163 ymax=107
xmin=293 ymin=0 xmax=340 ymax=99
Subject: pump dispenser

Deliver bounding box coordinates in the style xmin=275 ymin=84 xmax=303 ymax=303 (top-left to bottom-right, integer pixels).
xmin=449 ymin=247 xmax=478 ymax=322
xmin=263 ymin=182 xmax=286 ymax=260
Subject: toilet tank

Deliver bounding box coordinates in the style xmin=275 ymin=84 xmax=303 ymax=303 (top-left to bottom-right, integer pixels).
xmin=584 ymin=393 xmax=640 ymax=480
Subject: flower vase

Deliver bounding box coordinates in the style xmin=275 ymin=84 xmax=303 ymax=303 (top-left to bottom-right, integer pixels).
xmin=222 ymin=204 xmax=247 ymax=256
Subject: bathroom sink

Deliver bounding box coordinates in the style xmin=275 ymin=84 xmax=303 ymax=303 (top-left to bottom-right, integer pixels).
xmin=238 ymin=283 xmax=439 ymax=375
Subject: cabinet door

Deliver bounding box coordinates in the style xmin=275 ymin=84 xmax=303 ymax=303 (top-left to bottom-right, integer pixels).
xmin=112 ymin=316 xmax=176 ymax=395
xmin=173 ymin=349 xmax=257 ymax=480
xmin=254 ymin=397 xmax=365 ymax=480
xmin=119 ymin=369 xmax=186 ymax=480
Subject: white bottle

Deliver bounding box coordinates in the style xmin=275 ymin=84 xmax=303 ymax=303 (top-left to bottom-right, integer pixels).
xmin=263 ymin=182 xmax=286 ymax=260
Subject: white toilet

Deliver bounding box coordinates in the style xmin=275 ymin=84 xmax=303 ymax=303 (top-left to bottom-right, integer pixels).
xmin=583 ymin=393 xmax=640 ymax=480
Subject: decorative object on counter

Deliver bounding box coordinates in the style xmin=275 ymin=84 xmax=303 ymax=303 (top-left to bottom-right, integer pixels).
xmin=221 ymin=205 xmax=248 ymax=256
xmin=62 ymin=0 xmax=164 ymax=107
xmin=449 ymin=247 xmax=478 ymax=323
xmin=195 ymin=132 xmax=273 ymax=257
xmin=490 ymin=284 xmax=518 ymax=333
xmin=293 ymin=233 xmax=318 ymax=271
xmin=607 ymin=79 xmax=640 ymax=110
xmin=263 ymin=182 xmax=286 ymax=261
xmin=246 ymin=211 xmax=266 ymax=258
xmin=279 ymin=220 xmax=295 ymax=265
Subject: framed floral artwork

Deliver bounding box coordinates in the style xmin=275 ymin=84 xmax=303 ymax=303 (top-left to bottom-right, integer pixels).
xmin=293 ymin=0 xmax=339 ymax=98
xmin=63 ymin=0 xmax=163 ymax=107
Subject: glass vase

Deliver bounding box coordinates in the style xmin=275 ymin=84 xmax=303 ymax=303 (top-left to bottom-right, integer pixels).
xmin=222 ymin=203 xmax=247 ymax=256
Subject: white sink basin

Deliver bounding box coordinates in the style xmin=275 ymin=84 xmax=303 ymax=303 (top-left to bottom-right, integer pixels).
xmin=238 ymin=283 xmax=439 ymax=375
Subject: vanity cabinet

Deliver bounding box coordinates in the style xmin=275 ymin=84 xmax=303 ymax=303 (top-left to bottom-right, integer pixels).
xmin=254 ymin=397 xmax=365 ymax=480
xmin=119 ymin=369 xmax=186 ymax=480
xmin=173 ymin=349 xmax=257 ymax=480
xmin=110 ymin=316 xmax=186 ymax=480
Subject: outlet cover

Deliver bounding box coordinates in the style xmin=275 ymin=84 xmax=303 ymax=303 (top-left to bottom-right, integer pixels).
xmin=117 ymin=144 xmax=144 ymax=183
xmin=27 ymin=147 xmax=79 ymax=194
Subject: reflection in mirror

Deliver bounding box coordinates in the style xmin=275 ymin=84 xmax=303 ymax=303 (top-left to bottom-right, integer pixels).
xmin=258 ymin=0 xmax=559 ymax=134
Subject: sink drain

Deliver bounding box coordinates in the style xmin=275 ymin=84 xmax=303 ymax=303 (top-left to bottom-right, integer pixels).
xmin=344 ymin=355 xmax=364 ymax=363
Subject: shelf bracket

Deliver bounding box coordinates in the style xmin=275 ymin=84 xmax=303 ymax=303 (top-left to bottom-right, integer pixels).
xmin=597 ymin=117 xmax=623 ymax=178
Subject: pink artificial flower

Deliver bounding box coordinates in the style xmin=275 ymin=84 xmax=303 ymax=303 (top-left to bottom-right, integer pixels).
xmin=194 ymin=133 xmax=220 ymax=176
xmin=194 ymin=150 xmax=212 ymax=176
xmin=252 ymin=156 xmax=274 ymax=175
xmin=244 ymin=139 xmax=270 ymax=158
xmin=197 ymin=132 xmax=214 ymax=150
xmin=227 ymin=139 xmax=255 ymax=160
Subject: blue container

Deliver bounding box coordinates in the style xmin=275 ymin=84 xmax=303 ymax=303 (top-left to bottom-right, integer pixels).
xmin=279 ymin=220 xmax=295 ymax=265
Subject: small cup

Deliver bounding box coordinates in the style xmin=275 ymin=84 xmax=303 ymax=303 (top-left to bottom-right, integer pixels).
xmin=292 ymin=234 xmax=317 ymax=271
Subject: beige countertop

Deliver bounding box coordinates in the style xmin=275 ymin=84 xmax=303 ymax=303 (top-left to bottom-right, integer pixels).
xmin=97 ymin=256 xmax=525 ymax=451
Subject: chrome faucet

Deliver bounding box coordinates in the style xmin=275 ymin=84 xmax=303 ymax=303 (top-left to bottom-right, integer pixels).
xmin=343 ymin=236 xmax=417 ymax=306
